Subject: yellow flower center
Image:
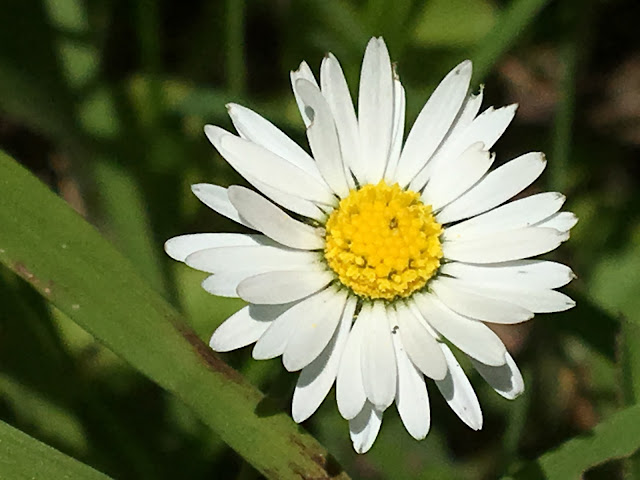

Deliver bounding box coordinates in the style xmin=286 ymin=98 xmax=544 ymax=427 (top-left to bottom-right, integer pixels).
xmin=324 ymin=181 xmax=443 ymax=300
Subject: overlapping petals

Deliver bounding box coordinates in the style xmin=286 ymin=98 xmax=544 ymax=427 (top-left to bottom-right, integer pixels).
xmin=166 ymin=37 xmax=575 ymax=453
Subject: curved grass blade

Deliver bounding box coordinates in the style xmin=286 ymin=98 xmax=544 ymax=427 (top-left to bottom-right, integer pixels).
xmin=0 ymin=420 xmax=111 ymax=480
xmin=0 ymin=151 xmax=349 ymax=480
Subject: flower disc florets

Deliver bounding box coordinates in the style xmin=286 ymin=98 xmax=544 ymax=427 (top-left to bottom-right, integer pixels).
xmin=324 ymin=181 xmax=443 ymax=300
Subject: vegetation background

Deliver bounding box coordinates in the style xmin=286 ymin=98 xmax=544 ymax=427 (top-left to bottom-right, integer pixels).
xmin=1 ymin=0 xmax=640 ymax=478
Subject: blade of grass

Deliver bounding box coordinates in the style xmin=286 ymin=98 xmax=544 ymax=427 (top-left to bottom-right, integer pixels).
xmin=0 ymin=420 xmax=111 ymax=480
xmin=471 ymin=0 xmax=552 ymax=84
xmin=92 ymin=157 xmax=168 ymax=294
xmin=226 ymin=0 xmax=247 ymax=96
xmin=505 ymin=404 xmax=640 ymax=479
xmin=0 ymin=151 xmax=349 ymax=480
xmin=621 ymin=320 xmax=640 ymax=479
xmin=549 ymin=0 xmax=594 ymax=192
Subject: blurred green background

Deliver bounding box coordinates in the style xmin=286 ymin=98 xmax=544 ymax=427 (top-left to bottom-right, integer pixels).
xmin=1 ymin=0 xmax=640 ymax=478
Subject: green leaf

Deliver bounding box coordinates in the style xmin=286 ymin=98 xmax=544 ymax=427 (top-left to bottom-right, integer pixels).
xmin=0 ymin=151 xmax=349 ymax=480
xmin=0 ymin=420 xmax=111 ymax=480
xmin=590 ymin=226 xmax=640 ymax=325
xmin=507 ymin=404 xmax=640 ymax=479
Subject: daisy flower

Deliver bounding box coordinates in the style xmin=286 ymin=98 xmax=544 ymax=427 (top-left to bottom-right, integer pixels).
xmin=165 ymin=37 xmax=577 ymax=453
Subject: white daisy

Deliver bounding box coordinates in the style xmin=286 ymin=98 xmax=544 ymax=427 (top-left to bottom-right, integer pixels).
xmin=165 ymin=37 xmax=577 ymax=454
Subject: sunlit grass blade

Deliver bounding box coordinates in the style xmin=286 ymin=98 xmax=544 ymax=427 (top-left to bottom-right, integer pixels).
xmin=506 ymin=404 xmax=640 ymax=479
xmin=0 ymin=151 xmax=349 ymax=480
xmin=0 ymin=420 xmax=111 ymax=480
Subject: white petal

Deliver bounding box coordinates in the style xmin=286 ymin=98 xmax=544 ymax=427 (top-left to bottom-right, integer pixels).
xmin=210 ymin=303 xmax=290 ymax=352
xmin=337 ymin=314 xmax=368 ymax=419
xmin=295 ymin=79 xmax=350 ymax=198
xmin=534 ymin=211 xmax=578 ymax=232
xmin=443 ymin=192 xmax=566 ymax=241
xmin=359 ymin=37 xmax=394 ymax=184
xmin=320 ymin=53 xmax=363 ymax=186
xmin=452 ymin=281 xmax=576 ymax=313
xmin=252 ymin=295 xmax=316 ymax=360
xmin=291 ymin=61 xmax=319 ymax=127
xmin=470 ymin=352 xmax=524 ymax=400
xmin=422 ymin=142 xmax=493 ymax=210
xmin=349 ymin=402 xmax=383 ymax=454
xmin=436 ymin=344 xmax=483 ymax=430
xmin=384 ymin=75 xmax=406 ymax=182
xmin=361 ymin=301 xmax=397 ymax=410
xmin=395 ymin=303 xmax=447 ymax=380
xmin=292 ymin=296 xmax=356 ymax=423
xmin=395 ymin=60 xmax=472 ymax=187
xmin=451 ymin=87 xmax=485 ymax=135
xmin=237 ymin=270 xmax=334 ymax=305
xmin=441 ymin=260 xmax=576 ymax=290
xmin=228 ymin=186 xmax=324 ymax=250
xmin=245 ymin=176 xmax=326 ymax=221
xmin=437 ymin=152 xmax=547 ymax=224
xmin=205 ymin=125 xmax=335 ymax=206
xmin=434 ymin=104 xmax=518 ymax=174
xmin=185 ymin=244 xmax=320 ymax=274
xmin=202 ymin=272 xmax=253 ymax=298
xmin=165 ymin=232 xmax=265 ymax=262
xmin=190 ymin=238 xmax=316 ymax=298
xmin=408 ymin=303 xmax=441 ymax=339
xmin=391 ymin=319 xmax=431 ymax=440
xmin=283 ymin=287 xmax=348 ymax=372
xmin=430 ymin=277 xmax=533 ymax=324
xmin=190 ymin=184 xmax=253 ymax=229
xmin=442 ymin=227 xmax=569 ymax=264
xmin=409 ymin=87 xmax=485 ymax=191
xmin=226 ymin=103 xmax=323 ymax=181
xmin=413 ymin=293 xmax=507 ymax=366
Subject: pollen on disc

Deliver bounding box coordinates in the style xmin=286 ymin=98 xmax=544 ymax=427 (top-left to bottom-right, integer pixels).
xmin=324 ymin=181 xmax=443 ymax=300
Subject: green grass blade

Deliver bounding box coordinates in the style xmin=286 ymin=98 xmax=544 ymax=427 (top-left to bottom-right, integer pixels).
xmin=226 ymin=0 xmax=247 ymax=96
xmin=621 ymin=321 xmax=640 ymax=479
xmin=0 ymin=420 xmax=111 ymax=480
xmin=507 ymin=404 xmax=640 ymax=479
xmin=471 ymin=0 xmax=551 ymax=83
xmin=549 ymin=2 xmax=594 ymax=192
xmin=0 ymin=151 xmax=349 ymax=480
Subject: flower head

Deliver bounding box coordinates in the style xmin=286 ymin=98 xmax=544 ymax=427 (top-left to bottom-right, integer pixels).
xmin=165 ymin=37 xmax=576 ymax=453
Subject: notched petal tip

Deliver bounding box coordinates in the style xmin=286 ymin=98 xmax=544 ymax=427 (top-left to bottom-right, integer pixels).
xmin=291 ymin=60 xmax=311 ymax=76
